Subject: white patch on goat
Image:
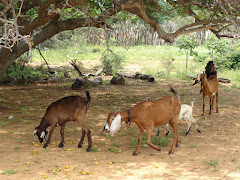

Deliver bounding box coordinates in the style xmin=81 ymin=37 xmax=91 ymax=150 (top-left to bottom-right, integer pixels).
xmin=40 ymin=131 xmax=45 ymax=138
xmin=109 ymin=114 xmax=122 ymax=136
xmin=212 ymin=92 xmax=216 ymax=96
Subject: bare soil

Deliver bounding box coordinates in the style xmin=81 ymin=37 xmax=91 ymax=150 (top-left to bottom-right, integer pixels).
xmin=0 ymin=75 xmax=240 ymax=180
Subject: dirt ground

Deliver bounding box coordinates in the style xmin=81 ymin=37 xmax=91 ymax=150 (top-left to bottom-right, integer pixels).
xmin=0 ymin=74 xmax=240 ymax=180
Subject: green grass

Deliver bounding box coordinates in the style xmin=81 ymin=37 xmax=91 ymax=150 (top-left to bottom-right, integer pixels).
xmin=28 ymin=44 xmax=240 ymax=87
xmin=204 ymin=159 xmax=219 ymax=172
xmin=0 ymin=120 xmax=7 ymax=127
xmin=2 ymin=170 xmax=18 ymax=175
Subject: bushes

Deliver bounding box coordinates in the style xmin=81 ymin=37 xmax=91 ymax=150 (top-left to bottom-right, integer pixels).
xmin=101 ymin=51 xmax=126 ymax=75
xmin=223 ymin=48 xmax=240 ymax=70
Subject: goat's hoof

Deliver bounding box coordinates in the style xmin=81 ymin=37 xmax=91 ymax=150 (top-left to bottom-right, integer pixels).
xmin=86 ymin=148 xmax=91 ymax=152
xmin=198 ymin=129 xmax=201 ymax=133
xmin=157 ymin=148 xmax=161 ymax=151
xmin=168 ymin=152 xmax=174 ymax=155
xmin=58 ymin=143 xmax=64 ymax=148
xmin=78 ymin=144 xmax=82 ymax=148
xmin=132 ymin=152 xmax=139 ymax=156
xmin=176 ymin=144 xmax=179 ymax=148
xmin=43 ymin=144 xmax=48 ymax=148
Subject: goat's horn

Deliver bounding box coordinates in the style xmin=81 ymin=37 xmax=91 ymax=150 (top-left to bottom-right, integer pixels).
xmin=33 ymin=129 xmax=37 ymax=141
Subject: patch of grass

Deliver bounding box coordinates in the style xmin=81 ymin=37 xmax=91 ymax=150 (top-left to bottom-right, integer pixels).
xmin=108 ymin=147 xmax=119 ymax=153
xmin=224 ymin=88 xmax=231 ymax=92
xmin=221 ymin=97 xmax=231 ymax=103
xmin=128 ymin=127 xmax=135 ymax=136
xmin=232 ymin=83 xmax=240 ymax=90
xmin=130 ymin=137 xmax=138 ymax=148
xmin=190 ymin=144 xmax=197 ymax=148
xmin=232 ymin=158 xmax=238 ymax=163
xmin=106 ymin=135 xmax=114 ymax=141
xmin=20 ymin=107 xmax=27 ymax=111
xmin=204 ymin=159 xmax=219 ymax=172
xmin=90 ymin=147 xmax=98 ymax=152
xmin=236 ymin=166 xmax=240 ymax=172
xmin=0 ymin=98 xmax=7 ymax=107
xmin=14 ymin=147 xmax=20 ymax=150
xmin=2 ymin=170 xmax=18 ymax=175
xmin=0 ymin=120 xmax=7 ymax=127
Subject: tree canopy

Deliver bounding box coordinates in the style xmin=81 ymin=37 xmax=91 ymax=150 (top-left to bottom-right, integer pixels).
xmin=0 ymin=0 xmax=239 ymax=77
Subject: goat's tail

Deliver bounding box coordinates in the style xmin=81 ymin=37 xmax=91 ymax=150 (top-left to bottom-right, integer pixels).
xmin=169 ymin=85 xmax=180 ymax=101
xmin=85 ymin=91 xmax=91 ymax=104
xmin=191 ymin=98 xmax=195 ymax=108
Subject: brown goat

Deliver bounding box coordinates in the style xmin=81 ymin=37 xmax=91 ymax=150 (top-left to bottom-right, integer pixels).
xmin=102 ymin=86 xmax=181 ymax=156
xmin=33 ymin=91 xmax=92 ymax=151
xmin=193 ymin=61 xmax=217 ymax=91
xmin=197 ymin=72 xmax=219 ymax=116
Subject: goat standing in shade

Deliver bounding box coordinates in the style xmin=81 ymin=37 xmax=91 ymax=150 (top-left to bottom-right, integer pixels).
xmin=194 ymin=72 xmax=219 ymax=116
xmin=102 ymin=86 xmax=181 ymax=156
xmin=33 ymin=91 xmax=92 ymax=151
xmin=156 ymin=98 xmax=201 ymax=136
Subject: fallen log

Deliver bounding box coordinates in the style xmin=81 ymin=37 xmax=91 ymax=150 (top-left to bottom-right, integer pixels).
xmin=186 ymin=74 xmax=231 ymax=83
xmin=117 ymin=72 xmax=155 ymax=82
xmin=70 ymin=60 xmax=83 ymax=76
xmin=84 ymin=68 xmax=103 ymax=77
xmin=71 ymin=77 xmax=102 ymax=90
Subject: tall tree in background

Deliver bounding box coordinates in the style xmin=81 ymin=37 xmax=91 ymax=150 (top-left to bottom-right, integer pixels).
xmin=0 ymin=0 xmax=239 ymax=77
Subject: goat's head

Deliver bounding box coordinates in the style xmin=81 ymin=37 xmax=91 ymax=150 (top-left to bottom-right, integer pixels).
xmin=101 ymin=112 xmax=122 ymax=136
xmin=33 ymin=127 xmax=48 ymax=143
xmin=205 ymin=61 xmax=215 ymax=73
xmin=192 ymin=71 xmax=204 ymax=85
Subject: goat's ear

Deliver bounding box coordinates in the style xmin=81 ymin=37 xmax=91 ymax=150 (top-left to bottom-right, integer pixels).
xmin=33 ymin=129 xmax=37 ymax=141
xmin=192 ymin=80 xmax=198 ymax=86
xmin=100 ymin=126 xmax=105 ymax=133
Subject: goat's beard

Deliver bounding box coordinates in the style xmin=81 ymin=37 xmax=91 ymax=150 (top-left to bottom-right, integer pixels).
xmin=109 ymin=114 xmax=122 ymax=136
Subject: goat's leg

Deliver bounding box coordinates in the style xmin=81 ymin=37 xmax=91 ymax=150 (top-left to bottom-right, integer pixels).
xmin=165 ymin=123 xmax=170 ymax=136
xmin=133 ymin=129 xmax=144 ymax=156
xmin=209 ymin=95 xmax=213 ymax=115
xmin=168 ymin=120 xmax=179 ymax=154
xmin=185 ymin=118 xmax=192 ymax=136
xmin=43 ymin=125 xmax=56 ymax=148
xmin=216 ymin=91 xmax=219 ymax=113
xmin=202 ymin=95 xmax=205 ymax=116
xmin=146 ymin=129 xmax=161 ymax=151
xmin=78 ymin=123 xmax=92 ymax=152
xmin=190 ymin=115 xmax=201 ymax=133
xmin=78 ymin=129 xmax=85 ymax=148
xmin=59 ymin=123 xmax=65 ymax=148
xmin=86 ymin=129 xmax=92 ymax=152
xmin=156 ymin=127 xmax=160 ymax=136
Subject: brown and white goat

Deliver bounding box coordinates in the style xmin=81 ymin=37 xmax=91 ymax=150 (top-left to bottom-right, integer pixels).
xmin=102 ymin=86 xmax=181 ymax=156
xmin=157 ymin=98 xmax=201 ymax=136
xmin=33 ymin=91 xmax=92 ymax=151
xmin=194 ymin=72 xmax=219 ymax=116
